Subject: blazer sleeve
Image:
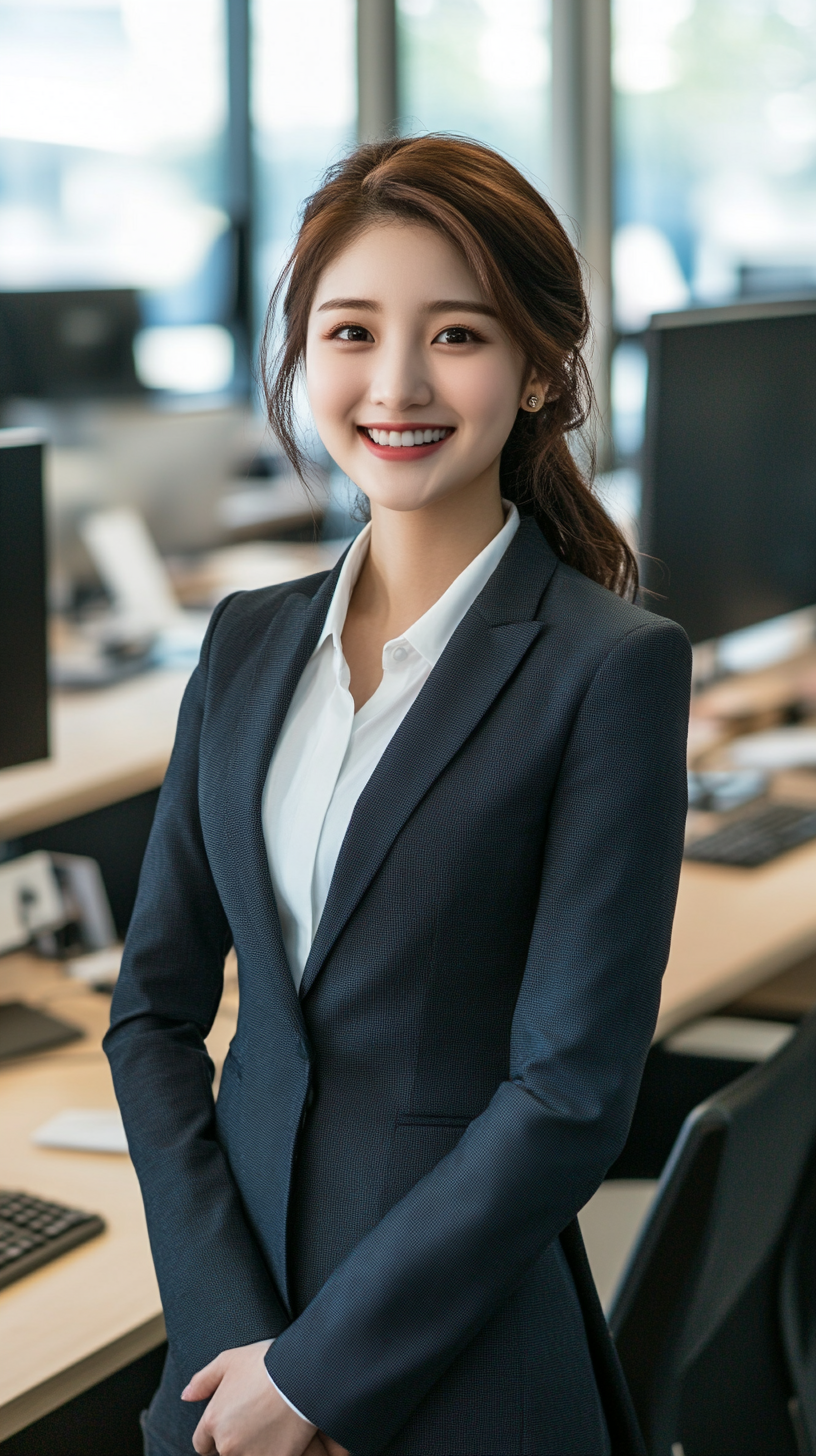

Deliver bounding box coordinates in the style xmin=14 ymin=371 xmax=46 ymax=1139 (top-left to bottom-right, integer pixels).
xmin=103 ymin=597 xmax=289 ymax=1375
xmin=264 ymin=616 xmax=692 ymax=1455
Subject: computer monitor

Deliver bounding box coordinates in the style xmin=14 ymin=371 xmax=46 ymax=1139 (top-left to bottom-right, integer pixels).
xmin=0 ymin=290 xmax=142 ymax=401
xmin=0 ymin=430 xmax=48 ymax=770
xmin=639 ymin=299 xmax=816 ymax=645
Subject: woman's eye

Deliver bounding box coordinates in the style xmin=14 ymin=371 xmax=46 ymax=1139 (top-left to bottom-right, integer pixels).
xmin=434 ymin=326 xmax=479 ymax=345
xmin=333 ymin=325 xmax=373 ymax=342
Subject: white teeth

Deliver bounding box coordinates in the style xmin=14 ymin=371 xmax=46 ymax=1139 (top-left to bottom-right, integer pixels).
xmin=366 ymin=427 xmax=449 ymax=447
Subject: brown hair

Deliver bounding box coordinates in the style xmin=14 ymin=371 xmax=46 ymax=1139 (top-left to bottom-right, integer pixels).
xmin=261 ymin=134 xmax=637 ymax=599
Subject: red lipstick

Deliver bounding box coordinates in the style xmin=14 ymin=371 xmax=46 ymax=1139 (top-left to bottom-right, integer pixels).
xmin=357 ymin=425 xmax=455 ymax=462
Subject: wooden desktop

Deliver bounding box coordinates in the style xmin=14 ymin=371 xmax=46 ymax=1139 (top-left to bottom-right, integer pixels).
xmin=659 ymin=839 xmax=816 ymax=1037
xmin=657 ymin=639 xmax=816 ymax=1035
xmin=0 ymin=667 xmax=191 ymax=841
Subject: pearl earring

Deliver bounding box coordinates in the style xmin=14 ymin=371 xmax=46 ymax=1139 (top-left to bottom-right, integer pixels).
xmin=527 ymin=395 xmax=540 ymax=409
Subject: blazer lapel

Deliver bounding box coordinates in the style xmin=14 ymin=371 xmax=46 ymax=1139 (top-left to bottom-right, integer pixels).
xmin=299 ymin=519 xmax=558 ymax=999
xmin=223 ymin=565 xmax=342 ymax=1027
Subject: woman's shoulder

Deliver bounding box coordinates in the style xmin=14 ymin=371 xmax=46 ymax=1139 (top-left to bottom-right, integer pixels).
xmin=534 ymin=558 xmax=692 ymax=705
xmin=202 ymin=569 xmax=333 ymax=666
xmin=221 ymin=568 xmax=332 ymax=619
xmin=527 ymin=564 xmax=692 ymax=736
xmin=506 ymin=516 xmax=688 ymax=663
xmin=547 ymin=557 xmax=689 ymax=654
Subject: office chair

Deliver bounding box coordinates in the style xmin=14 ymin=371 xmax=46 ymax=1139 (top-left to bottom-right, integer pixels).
xmin=780 ymin=1153 xmax=816 ymax=1455
xmin=607 ymin=1008 xmax=816 ymax=1456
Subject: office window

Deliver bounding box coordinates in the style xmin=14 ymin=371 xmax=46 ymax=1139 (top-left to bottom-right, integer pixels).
xmin=613 ymin=0 xmax=816 ymax=332
xmin=397 ymin=0 xmax=551 ymax=191
xmin=611 ymin=0 xmax=816 ymax=467
xmin=0 ymin=1 xmax=231 ymax=343
xmin=251 ymin=0 xmax=357 ymax=326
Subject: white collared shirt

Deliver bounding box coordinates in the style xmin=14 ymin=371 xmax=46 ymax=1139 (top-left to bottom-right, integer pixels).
xmin=262 ymin=503 xmax=520 ymax=989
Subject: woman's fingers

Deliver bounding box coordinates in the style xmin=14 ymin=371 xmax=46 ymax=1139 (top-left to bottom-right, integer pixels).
xmin=318 ymin=1434 xmax=350 ymax=1456
xmin=185 ymin=1353 xmax=230 ymax=1454
xmin=186 ymin=1340 xmax=316 ymax=1456
xmin=184 ymin=1354 xmax=225 ymax=1452
xmin=191 ymin=1414 xmax=218 ymax=1456
xmin=182 ymin=1354 xmax=225 ymax=1403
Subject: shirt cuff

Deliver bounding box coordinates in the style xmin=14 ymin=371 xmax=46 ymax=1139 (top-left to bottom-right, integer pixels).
xmin=265 ymin=1348 xmax=314 ymax=1427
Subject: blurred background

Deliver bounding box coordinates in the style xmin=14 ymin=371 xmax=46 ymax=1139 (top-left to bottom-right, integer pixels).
xmin=1 ymin=0 xmax=816 ymax=655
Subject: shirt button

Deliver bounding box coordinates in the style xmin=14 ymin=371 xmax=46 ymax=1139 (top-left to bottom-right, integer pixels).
xmin=392 ymin=646 xmax=408 ymax=662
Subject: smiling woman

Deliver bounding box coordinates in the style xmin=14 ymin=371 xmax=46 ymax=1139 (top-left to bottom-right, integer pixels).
xmin=107 ymin=133 xmax=690 ymax=1456
xmin=262 ymin=134 xmax=637 ymax=599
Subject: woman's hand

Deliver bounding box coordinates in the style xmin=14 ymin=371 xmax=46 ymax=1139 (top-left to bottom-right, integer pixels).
xmin=183 ymin=1339 xmax=320 ymax=1456
xmin=317 ymin=1435 xmax=350 ymax=1456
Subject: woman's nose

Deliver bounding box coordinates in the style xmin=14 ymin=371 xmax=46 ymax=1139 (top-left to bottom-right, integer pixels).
xmin=368 ymin=342 xmax=433 ymax=412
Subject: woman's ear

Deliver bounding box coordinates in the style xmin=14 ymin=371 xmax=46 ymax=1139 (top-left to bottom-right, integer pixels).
xmin=519 ymin=378 xmax=550 ymax=413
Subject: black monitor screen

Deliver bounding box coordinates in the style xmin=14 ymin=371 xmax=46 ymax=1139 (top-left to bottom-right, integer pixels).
xmin=0 ymin=431 xmax=48 ymax=769
xmin=640 ymin=301 xmax=816 ymax=645
xmin=0 ymin=289 xmax=142 ymax=401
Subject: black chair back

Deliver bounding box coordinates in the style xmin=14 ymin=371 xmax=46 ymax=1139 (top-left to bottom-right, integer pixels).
xmin=609 ymin=1008 xmax=816 ymax=1456
xmin=779 ymin=1152 xmax=816 ymax=1455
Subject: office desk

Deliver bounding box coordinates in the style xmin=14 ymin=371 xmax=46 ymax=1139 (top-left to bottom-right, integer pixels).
xmin=0 ymin=668 xmax=191 ymax=842
xmin=658 ymin=641 xmax=816 ymax=1035
xmin=657 ymin=838 xmax=816 ymax=1037
xmin=0 ymin=950 xmax=237 ymax=1441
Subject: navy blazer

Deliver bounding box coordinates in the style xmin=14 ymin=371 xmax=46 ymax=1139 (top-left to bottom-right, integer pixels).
xmin=105 ymin=517 xmax=691 ymax=1456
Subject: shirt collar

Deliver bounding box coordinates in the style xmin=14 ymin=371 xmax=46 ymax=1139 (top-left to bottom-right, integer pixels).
xmin=313 ymin=501 xmax=520 ymax=668
xmin=315 ymin=522 xmax=372 ymax=654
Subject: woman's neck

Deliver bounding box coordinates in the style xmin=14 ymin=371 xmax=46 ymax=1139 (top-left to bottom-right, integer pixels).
xmin=351 ymin=473 xmax=506 ymax=642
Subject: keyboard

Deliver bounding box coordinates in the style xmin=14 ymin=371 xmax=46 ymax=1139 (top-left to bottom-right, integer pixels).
xmin=0 ymin=1189 xmax=105 ymax=1290
xmin=685 ymin=803 xmax=816 ymax=868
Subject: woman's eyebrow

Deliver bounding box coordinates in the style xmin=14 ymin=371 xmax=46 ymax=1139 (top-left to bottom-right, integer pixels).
xmin=426 ymin=299 xmax=498 ymax=317
xmin=317 ymin=297 xmax=380 ymax=312
xmin=316 ymin=297 xmax=498 ymax=316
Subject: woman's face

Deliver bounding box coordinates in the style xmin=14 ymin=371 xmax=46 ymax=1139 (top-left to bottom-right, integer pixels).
xmin=305 ymin=220 xmax=542 ymax=515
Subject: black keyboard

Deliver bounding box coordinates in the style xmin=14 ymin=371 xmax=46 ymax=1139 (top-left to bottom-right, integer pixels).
xmin=685 ymin=803 xmax=816 ymax=868
xmin=0 ymin=1189 xmax=105 ymax=1290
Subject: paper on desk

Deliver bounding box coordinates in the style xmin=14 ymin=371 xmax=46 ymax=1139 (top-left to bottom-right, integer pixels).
xmin=32 ymin=1109 xmax=128 ymax=1154
xmin=730 ymin=726 xmax=816 ymax=771
xmin=65 ymin=946 xmax=122 ymax=986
